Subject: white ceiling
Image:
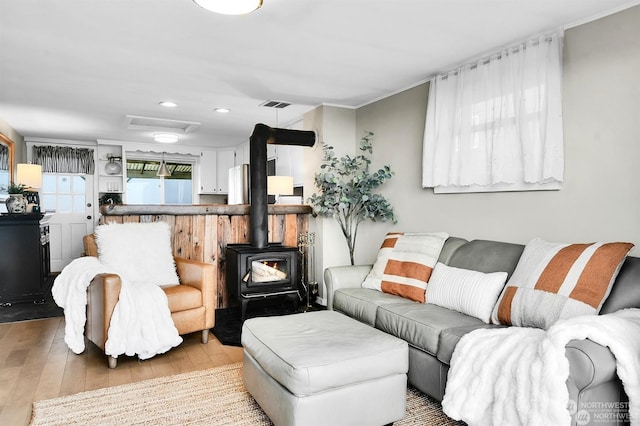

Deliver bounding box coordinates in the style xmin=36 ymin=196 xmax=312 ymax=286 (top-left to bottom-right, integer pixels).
xmin=0 ymin=0 xmax=638 ymax=148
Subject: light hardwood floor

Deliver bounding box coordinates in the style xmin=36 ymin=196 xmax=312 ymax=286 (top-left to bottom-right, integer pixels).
xmin=0 ymin=317 xmax=243 ymax=426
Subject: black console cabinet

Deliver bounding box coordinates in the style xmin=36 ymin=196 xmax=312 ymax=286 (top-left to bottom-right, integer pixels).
xmin=0 ymin=214 xmax=50 ymax=305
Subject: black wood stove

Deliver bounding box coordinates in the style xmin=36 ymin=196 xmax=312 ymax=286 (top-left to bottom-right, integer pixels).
xmin=226 ymin=243 xmax=300 ymax=319
xmin=225 ymin=123 xmax=315 ymax=319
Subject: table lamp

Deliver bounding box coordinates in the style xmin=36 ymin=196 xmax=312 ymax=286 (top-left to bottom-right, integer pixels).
xmin=17 ymin=163 xmax=43 ymax=212
xmin=267 ymin=176 xmax=293 ymax=204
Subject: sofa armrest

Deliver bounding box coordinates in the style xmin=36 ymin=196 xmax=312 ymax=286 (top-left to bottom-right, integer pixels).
xmin=324 ymin=265 xmax=373 ymax=310
xmin=565 ymin=338 xmax=618 ymax=391
xmin=565 ymin=339 xmax=629 ymax=425
xmin=175 ymin=256 xmax=216 ymax=328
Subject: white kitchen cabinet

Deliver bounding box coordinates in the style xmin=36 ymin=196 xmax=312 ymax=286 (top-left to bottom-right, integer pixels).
xmin=216 ymin=149 xmax=236 ymax=194
xmin=267 ymin=143 xmax=277 ymax=160
xmin=236 ymin=141 xmax=276 ymax=165
xmin=198 ymin=150 xmax=217 ymax=194
xmin=198 ymin=149 xmax=236 ymax=194
xmin=236 ymin=141 xmax=250 ymax=166
xmin=275 ymin=145 xmax=304 ymax=186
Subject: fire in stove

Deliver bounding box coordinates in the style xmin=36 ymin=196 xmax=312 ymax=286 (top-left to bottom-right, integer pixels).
xmin=243 ymin=259 xmax=288 ymax=283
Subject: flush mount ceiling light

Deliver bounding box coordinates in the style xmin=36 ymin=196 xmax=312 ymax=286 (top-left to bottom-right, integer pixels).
xmin=159 ymin=101 xmax=178 ymax=107
xmin=214 ymin=107 xmax=230 ymax=113
xmin=153 ymin=133 xmax=179 ymax=143
xmin=192 ymin=0 xmax=262 ymax=15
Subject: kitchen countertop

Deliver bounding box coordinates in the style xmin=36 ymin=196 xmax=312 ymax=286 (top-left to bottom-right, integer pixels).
xmin=99 ymin=204 xmax=313 ymax=216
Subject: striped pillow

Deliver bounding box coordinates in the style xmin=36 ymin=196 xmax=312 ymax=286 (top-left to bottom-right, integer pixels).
xmin=427 ymin=262 xmax=508 ymax=323
xmin=362 ymin=232 xmax=449 ymax=303
xmin=491 ymin=238 xmax=634 ymax=329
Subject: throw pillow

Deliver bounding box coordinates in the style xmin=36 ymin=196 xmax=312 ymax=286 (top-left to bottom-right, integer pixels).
xmin=426 ymin=262 xmax=508 ymax=323
xmin=95 ymin=221 xmax=180 ymax=287
xmin=491 ymin=237 xmax=634 ymax=329
xmin=362 ymin=232 xmax=449 ymax=303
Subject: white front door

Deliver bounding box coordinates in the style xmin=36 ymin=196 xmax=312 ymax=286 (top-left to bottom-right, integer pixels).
xmin=41 ymin=173 xmax=94 ymax=272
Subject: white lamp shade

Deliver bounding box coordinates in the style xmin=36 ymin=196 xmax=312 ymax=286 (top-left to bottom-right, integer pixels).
xmin=193 ymin=0 xmax=262 ymax=15
xmin=267 ymin=175 xmax=294 ymax=196
xmin=17 ymin=163 xmax=42 ymax=189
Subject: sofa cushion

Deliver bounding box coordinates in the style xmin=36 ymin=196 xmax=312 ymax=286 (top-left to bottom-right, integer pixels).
xmin=362 ymin=232 xmax=449 ymax=303
xmin=600 ymin=256 xmax=640 ymax=314
xmin=492 ymin=238 xmax=634 ymax=329
xmin=436 ymin=324 xmax=506 ymax=365
xmin=162 ymin=284 xmax=202 ymax=312
xmin=375 ymin=303 xmax=484 ymax=356
xmin=333 ymin=288 xmax=414 ymax=327
xmin=446 ymin=239 xmax=524 ymax=278
xmin=426 ymin=263 xmax=508 ymax=323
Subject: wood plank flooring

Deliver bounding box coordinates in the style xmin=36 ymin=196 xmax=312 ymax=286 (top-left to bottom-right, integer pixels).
xmin=0 ymin=317 xmax=243 ymax=426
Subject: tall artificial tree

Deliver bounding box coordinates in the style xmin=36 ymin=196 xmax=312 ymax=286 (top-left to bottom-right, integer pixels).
xmin=309 ymin=131 xmax=396 ymax=265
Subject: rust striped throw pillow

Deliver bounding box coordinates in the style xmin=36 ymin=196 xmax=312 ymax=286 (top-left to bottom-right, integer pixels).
xmin=362 ymin=232 xmax=449 ymax=303
xmin=491 ymin=238 xmax=634 ymax=329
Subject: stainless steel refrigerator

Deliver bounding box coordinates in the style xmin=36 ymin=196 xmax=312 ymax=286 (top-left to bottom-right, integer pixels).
xmin=228 ymin=164 xmax=249 ymax=205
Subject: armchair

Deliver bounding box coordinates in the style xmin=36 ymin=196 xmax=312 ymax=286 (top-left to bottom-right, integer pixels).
xmin=83 ymin=234 xmax=215 ymax=368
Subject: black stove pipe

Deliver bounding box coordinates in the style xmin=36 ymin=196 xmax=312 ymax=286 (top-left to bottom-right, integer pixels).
xmin=249 ymin=123 xmax=316 ymax=248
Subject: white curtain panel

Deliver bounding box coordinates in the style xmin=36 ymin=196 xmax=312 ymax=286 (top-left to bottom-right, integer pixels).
xmin=422 ymin=32 xmax=564 ymax=190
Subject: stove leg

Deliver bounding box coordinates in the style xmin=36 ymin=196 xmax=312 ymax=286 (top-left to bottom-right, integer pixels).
xmin=241 ymin=299 xmax=249 ymax=321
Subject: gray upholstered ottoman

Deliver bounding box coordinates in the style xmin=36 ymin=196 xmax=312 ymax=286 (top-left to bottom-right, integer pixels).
xmin=241 ymin=310 xmax=409 ymax=426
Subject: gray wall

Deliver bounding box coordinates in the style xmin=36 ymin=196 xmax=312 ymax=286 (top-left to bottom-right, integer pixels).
xmin=352 ymin=5 xmax=640 ymax=263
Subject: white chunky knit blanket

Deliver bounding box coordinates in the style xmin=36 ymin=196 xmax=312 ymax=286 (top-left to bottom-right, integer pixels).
xmin=52 ymin=256 xmax=182 ymax=360
xmin=443 ymin=309 xmax=640 ymax=426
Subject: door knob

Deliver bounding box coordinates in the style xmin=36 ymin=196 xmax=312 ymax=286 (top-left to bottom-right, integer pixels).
xmin=87 ymin=202 xmax=92 ymax=207
xmin=87 ymin=215 xmax=92 ymax=220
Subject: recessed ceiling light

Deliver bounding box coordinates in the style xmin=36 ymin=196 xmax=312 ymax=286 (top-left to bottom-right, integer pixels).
xmin=192 ymin=0 xmax=262 ymax=15
xmin=159 ymin=101 xmax=178 ymax=107
xmin=154 ymin=133 xmax=180 ymax=143
xmin=215 ymin=108 xmax=230 ymax=113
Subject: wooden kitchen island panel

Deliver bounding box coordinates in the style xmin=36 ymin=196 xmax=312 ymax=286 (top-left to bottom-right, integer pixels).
xmin=99 ymin=204 xmax=312 ymax=308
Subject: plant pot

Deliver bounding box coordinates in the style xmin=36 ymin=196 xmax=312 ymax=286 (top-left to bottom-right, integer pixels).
xmin=6 ymin=194 xmax=27 ymax=214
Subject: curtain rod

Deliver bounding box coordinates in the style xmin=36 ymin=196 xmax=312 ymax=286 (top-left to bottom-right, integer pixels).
xmin=437 ymin=32 xmax=561 ymax=80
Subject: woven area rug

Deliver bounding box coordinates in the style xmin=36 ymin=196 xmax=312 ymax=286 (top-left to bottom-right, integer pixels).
xmin=30 ymin=363 xmax=463 ymax=425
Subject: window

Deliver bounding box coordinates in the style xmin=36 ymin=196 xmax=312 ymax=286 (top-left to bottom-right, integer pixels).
xmin=422 ymin=32 xmax=564 ymax=193
xmin=41 ymin=174 xmax=87 ymax=213
xmin=125 ymin=159 xmax=192 ymax=205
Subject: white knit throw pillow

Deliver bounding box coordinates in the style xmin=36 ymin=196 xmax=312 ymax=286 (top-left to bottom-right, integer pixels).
xmin=427 ymin=262 xmax=507 ymax=323
xmin=95 ymin=222 xmax=179 ymax=286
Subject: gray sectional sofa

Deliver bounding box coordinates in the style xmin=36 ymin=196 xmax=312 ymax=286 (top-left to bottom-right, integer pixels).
xmin=324 ymin=237 xmax=640 ymax=425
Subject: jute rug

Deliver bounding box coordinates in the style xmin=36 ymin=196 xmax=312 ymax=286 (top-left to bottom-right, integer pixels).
xmin=30 ymin=363 xmax=463 ymax=425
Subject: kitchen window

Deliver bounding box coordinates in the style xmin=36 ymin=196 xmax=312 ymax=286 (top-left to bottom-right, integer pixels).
xmin=125 ymin=158 xmax=193 ymax=205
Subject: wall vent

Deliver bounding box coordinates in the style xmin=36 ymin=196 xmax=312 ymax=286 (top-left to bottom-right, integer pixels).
xmin=125 ymin=115 xmax=200 ymax=134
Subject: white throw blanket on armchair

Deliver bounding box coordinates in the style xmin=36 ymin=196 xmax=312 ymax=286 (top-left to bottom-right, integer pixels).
xmin=442 ymin=308 xmax=640 ymax=426
xmin=52 ymin=256 xmax=183 ymax=360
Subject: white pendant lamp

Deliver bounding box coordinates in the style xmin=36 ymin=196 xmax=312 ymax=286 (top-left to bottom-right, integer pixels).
xmin=192 ymin=0 xmax=262 ymax=15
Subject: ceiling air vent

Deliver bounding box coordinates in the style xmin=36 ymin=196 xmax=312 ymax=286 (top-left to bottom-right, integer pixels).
xmin=259 ymin=100 xmax=291 ymax=109
xmin=125 ymin=115 xmax=200 ymax=134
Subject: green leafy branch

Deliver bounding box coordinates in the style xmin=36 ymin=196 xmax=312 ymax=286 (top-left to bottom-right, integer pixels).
xmin=309 ymin=131 xmax=396 ymax=265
